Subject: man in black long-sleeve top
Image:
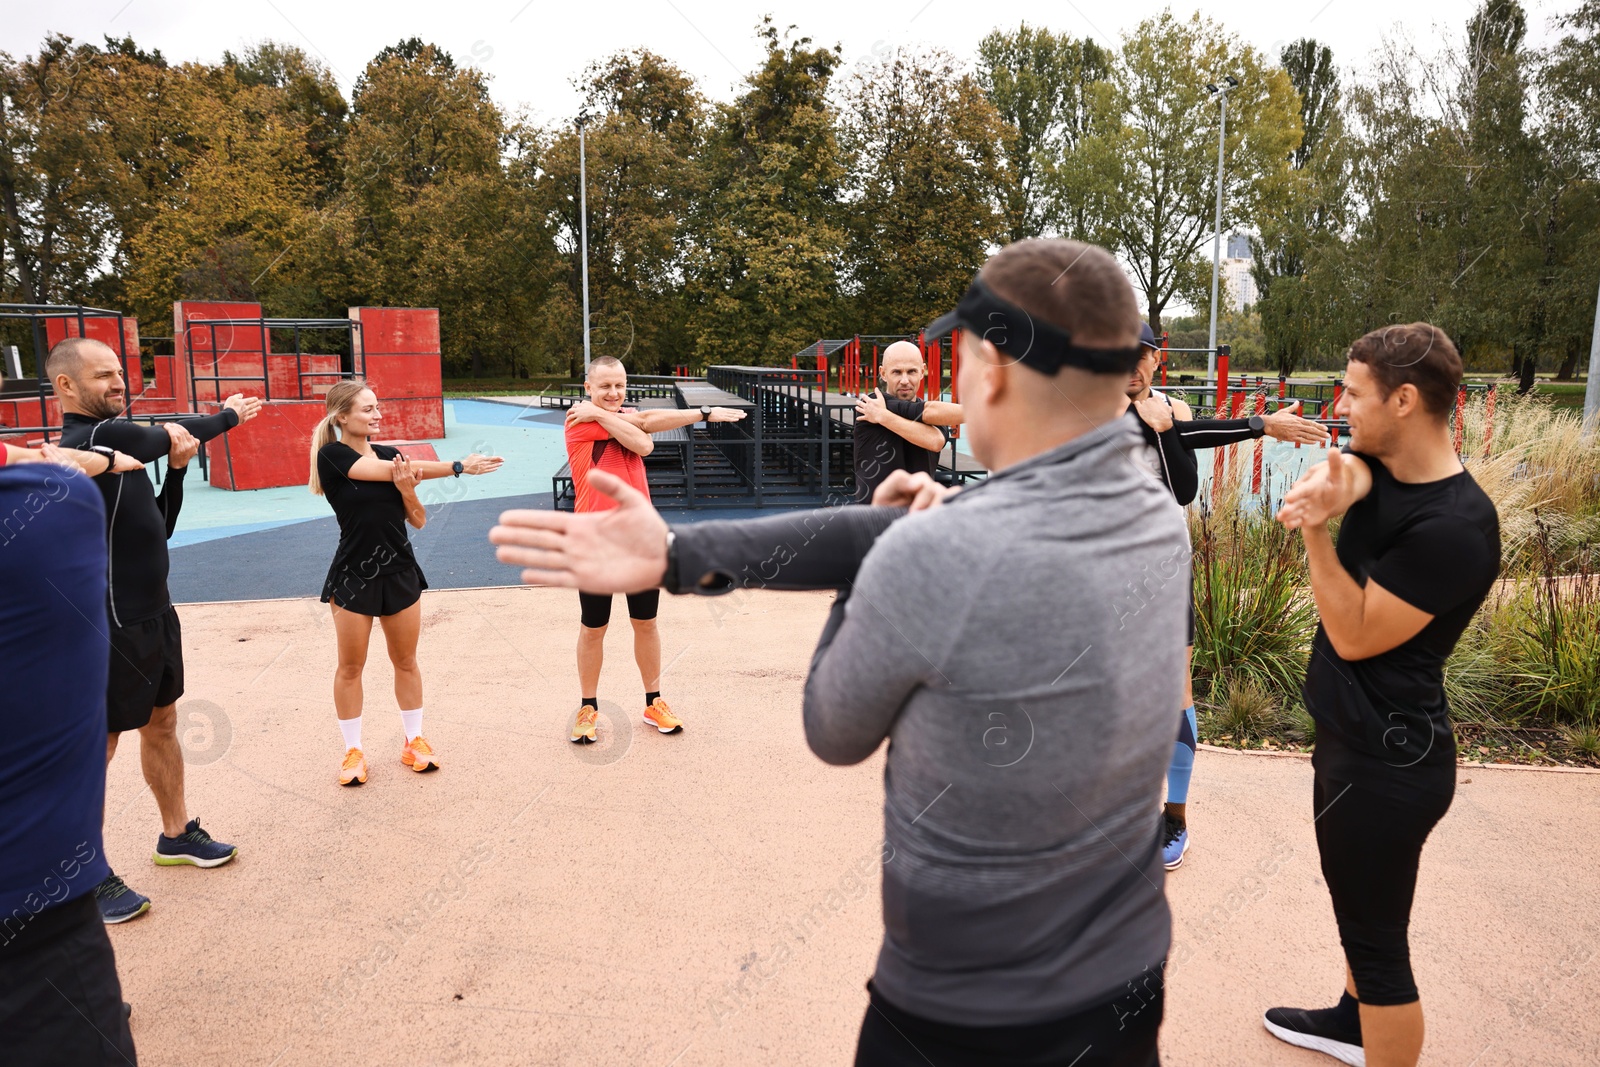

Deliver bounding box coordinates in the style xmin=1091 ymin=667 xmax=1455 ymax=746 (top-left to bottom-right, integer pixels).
xmin=51 ymin=337 xmax=261 ymax=924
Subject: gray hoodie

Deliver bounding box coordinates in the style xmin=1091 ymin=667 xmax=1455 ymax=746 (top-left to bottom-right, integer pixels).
xmin=803 ymin=417 xmax=1190 ymax=1026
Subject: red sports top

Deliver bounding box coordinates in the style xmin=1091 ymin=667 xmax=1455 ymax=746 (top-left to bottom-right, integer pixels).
xmin=565 ymin=409 xmax=650 ymax=513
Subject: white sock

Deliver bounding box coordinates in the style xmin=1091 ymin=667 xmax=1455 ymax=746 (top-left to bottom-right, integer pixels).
xmin=339 ymin=716 xmax=362 ymax=752
xmin=401 ymin=708 xmax=423 ymax=742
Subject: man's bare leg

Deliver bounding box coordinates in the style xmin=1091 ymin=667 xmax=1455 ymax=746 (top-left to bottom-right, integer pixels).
xmin=631 ymin=617 xmax=660 ymax=695
xmin=139 ymin=702 xmax=188 ymax=838
xmin=1347 ymin=965 xmax=1425 ymax=1067
xmin=578 ymin=624 xmax=606 ymax=699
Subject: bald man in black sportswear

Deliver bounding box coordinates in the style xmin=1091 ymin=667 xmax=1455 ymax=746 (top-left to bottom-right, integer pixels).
xmin=52 ymin=337 xmax=260 ymax=923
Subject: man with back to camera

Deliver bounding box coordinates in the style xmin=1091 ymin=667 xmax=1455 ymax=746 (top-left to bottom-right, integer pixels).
xmin=495 ymin=239 xmax=1190 ymax=1066
xmin=851 ymin=339 xmax=964 ymax=502
xmin=0 ymin=436 xmax=139 ymax=1064
xmin=51 ymin=336 xmax=261 ymax=923
xmin=561 ymin=355 xmax=746 ymax=746
xmin=1265 ymin=323 xmax=1499 ymax=1067
xmin=1121 ymin=322 xmax=1330 ymax=869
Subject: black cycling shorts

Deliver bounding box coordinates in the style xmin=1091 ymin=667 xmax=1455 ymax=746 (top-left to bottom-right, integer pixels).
xmin=107 ymin=605 xmax=184 ymax=733
xmin=1312 ymin=727 xmax=1455 ymax=1006
xmin=579 ymin=590 xmax=660 ymax=629
xmin=323 ymin=566 xmax=427 ymax=618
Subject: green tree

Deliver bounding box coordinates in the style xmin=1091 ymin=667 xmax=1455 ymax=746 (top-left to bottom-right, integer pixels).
xmin=335 ymin=40 xmax=505 ymax=310
xmin=688 ymin=20 xmax=845 ymax=366
xmin=1081 ymin=12 xmax=1302 ymax=334
xmin=975 ymin=25 xmax=1109 ymax=242
xmin=0 ymin=36 xmax=144 ymax=307
xmin=536 ymin=50 xmax=706 ymax=376
xmin=1251 ymin=39 xmax=1352 ymax=376
xmin=840 ymin=48 xmax=1005 ymax=336
xmin=126 ymin=47 xmax=351 ymax=325
xmin=1538 ymin=0 xmax=1600 ymax=380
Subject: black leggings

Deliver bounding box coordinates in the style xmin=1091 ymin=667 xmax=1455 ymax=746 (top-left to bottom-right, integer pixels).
xmin=578 ymin=590 xmax=660 ymax=629
xmin=855 ymin=981 xmax=1161 ymax=1066
xmin=1312 ymin=729 xmax=1455 ymax=1006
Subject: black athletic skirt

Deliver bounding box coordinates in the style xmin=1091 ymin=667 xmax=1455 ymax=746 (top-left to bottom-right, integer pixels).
xmin=322 ymin=565 xmax=428 ymax=617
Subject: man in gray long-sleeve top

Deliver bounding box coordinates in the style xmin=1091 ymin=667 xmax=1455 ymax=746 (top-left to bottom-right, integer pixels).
xmin=491 ymin=238 xmax=1189 ymax=1065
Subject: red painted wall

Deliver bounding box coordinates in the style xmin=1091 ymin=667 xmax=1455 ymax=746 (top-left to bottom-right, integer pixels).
xmin=201 ymin=399 xmax=327 ymax=491
xmin=44 ymin=314 xmax=143 ymax=394
xmin=351 ymin=307 xmax=443 ymax=440
xmin=174 ymin=301 xmax=266 ymax=407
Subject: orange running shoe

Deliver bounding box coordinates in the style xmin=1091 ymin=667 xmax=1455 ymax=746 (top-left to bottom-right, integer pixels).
xmin=402 ymin=735 xmax=439 ymax=772
xmin=644 ymin=697 xmax=683 ymax=735
xmin=339 ymin=747 xmax=368 ymax=786
xmin=570 ymin=705 xmax=598 ymax=744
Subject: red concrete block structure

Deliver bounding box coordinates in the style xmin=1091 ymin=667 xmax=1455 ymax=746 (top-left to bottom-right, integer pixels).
xmin=350 ymin=307 xmax=444 ymax=440
xmin=0 ymin=315 xmax=146 ymax=436
xmin=174 ymin=301 xmax=341 ymax=406
xmin=199 ymin=398 xmax=329 ymax=491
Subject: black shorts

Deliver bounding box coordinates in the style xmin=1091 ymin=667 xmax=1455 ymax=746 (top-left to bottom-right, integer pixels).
xmin=322 ymin=566 xmax=427 ymax=617
xmin=0 ymin=894 xmax=137 ymax=1066
xmin=579 ymin=590 xmax=660 ymax=629
xmin=855 ymin=980 xmax=1161 ymax=1067
xmin=1312 ymin=728 xmax=1455 ymax=1006
xmin=107 ymin=606 xmax=184 ymax=733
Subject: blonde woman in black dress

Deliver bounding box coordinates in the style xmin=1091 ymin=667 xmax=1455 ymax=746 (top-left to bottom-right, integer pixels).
xmin=309 ymin=379 xmax=502 ymax=785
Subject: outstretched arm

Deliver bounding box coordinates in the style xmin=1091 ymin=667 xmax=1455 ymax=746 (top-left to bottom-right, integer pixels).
xmin=606 ymin=406 xmax=748 ymax=433
xmin=338 ymin=452 xmax=503 ymax=483
xmin=490 ymin=468 xmax=907 ymax=594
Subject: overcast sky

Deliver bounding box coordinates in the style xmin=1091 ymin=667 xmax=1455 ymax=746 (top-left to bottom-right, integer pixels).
xmin=5 ymin=1 xmax=1579 ymax=126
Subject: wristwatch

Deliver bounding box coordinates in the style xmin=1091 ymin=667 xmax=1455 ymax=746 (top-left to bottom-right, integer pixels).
xmin=1247 ymin=414 xmax=1266 ymax=437
xmin=663 ymin=529 xmax=680 ymax=591
xmin=88 ymin=444 xmax=118 ymax=475
xmin=451 ymin=460 xmax=464 ymax=478
xmin=699 ymin=405 xmax=713 ymax=418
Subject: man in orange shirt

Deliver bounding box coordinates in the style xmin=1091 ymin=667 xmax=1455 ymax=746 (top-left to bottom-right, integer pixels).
xmin=563 ymin=356 xmax=745 ymax=743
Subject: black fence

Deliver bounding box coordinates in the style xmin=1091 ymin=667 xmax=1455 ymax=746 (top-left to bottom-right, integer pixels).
xmin=180 ymin=317 xmax=364 ymax=408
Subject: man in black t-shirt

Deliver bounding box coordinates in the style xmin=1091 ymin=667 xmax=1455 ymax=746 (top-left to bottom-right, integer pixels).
xmin=51 ymin=337 xmax=260 ymax=925
xmin=851 ymin=340 xmax=963 ymax=502
xmin=1266 ymin=323 xmax=1500 ymax=1067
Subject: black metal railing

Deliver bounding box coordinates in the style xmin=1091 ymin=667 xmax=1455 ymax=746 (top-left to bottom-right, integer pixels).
xmin=181 ymin=317 xmax=363 ymax=408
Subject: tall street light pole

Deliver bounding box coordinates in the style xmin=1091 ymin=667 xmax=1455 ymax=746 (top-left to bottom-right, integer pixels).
xmin=1206 ymin=75 xmax=1240 ymax=391
xmin=1584 ymin=271 xmax=1600 ymax=433
xmin=577 ymin=112 xmax=592 ymax=377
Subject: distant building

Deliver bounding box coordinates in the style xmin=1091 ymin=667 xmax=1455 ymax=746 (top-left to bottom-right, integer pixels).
xmin=1220 ymin=233 xmax=1256 ymax=311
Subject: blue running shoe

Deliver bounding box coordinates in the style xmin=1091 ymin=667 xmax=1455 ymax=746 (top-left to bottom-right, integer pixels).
xmin=95 ymin=873 xmax=151 ymax=924
xmin=1161 ymin=812 xmax=1189 ymax=870
xmin=153 ymin=818 xmax=238 ymax=868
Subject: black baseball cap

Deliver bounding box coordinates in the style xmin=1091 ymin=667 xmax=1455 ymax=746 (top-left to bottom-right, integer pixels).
xmin=925 ymin=274 xmax=1144 ymax=376
xmin=1139 ymin=322 xmax=1160 ymax=350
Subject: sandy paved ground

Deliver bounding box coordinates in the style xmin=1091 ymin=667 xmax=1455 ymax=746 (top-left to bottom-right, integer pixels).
xmin=101 ymin=587 xmax=1600 ymax=1065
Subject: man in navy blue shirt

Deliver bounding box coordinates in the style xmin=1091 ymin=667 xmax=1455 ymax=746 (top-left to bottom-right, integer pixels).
xmin=0 ymin=456 xmax=138 ymax=1064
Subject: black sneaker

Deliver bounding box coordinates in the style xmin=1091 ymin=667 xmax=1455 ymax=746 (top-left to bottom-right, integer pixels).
xmin=1263 ymin=998 xmax=1364 ymax=1066
xmin=153 ymin=818 xmax=238 ymax=868
xmin=1161 ymin=811 xmax=1189 ymax=870
xmin=94 ymin=873 xmax=151 ymax=924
